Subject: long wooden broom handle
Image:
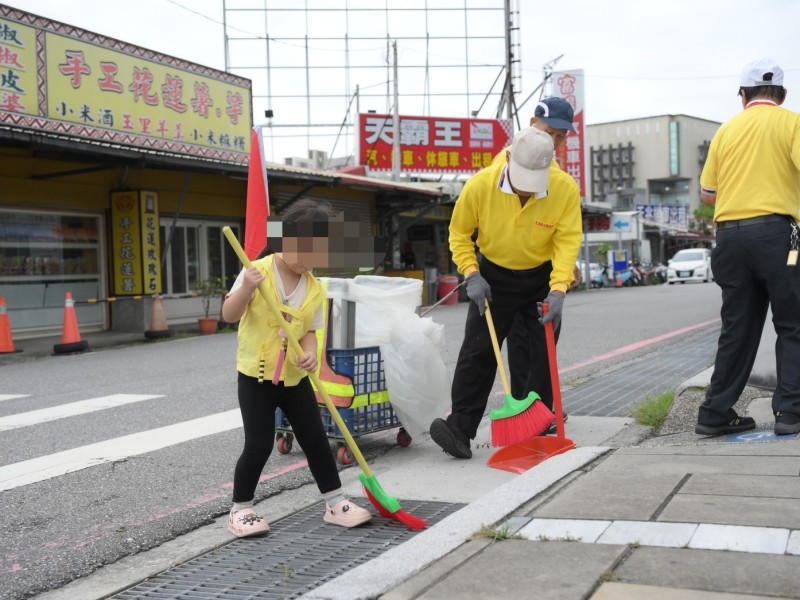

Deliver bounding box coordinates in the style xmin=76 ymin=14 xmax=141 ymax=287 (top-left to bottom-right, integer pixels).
xmin=484 ymin=301 xmax=512 ymax=395
xmin=222 ymin=227 xmax=374 ymax=478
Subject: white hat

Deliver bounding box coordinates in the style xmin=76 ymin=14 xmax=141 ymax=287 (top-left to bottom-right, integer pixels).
xmin=507 ymin=128 xmax=554 ymax=194
xmin=740 ymin=58 xmax=784 ymax=87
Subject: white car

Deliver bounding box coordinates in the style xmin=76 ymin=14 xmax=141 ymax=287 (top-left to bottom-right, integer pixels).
xmin=577 ymin=261 xmax=602 ymax=284
xmin=667 ymin=248 xmax=713 ymax=284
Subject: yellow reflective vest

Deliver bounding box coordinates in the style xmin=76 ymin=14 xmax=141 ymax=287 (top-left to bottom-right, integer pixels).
xmin=235 ymin=255 xmax=325 ymax=386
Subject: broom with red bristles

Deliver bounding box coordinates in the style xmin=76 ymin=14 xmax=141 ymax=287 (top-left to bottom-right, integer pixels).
xmin=486 ymin=301 xmax=554 ymax=447
xmin=222 ymin=227 xmax=427 ymax=531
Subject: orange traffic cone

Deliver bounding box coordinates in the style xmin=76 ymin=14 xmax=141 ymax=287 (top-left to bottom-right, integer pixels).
xmin=0 ymin=297 xmax=21 ymax=354
xmin=615 ymin=274 xmax=623 ymax=288
xmin=53 ymin=292 xmax=89 ymax=354
xmin=145 ymin=294 xmax=173 ymax=340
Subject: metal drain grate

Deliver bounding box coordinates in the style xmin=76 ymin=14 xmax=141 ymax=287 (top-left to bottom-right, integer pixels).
xmin=113 ymin=499 xmax=463 ymax=600
xmin=566 ymin=330 xmax=719 ymax=417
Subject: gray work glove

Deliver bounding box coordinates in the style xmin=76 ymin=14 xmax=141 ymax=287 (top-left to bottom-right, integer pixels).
xmin=537 ymin=291 xmax=565 ymax=330
xmin=465 ymin=273 xmax=492 ymax=315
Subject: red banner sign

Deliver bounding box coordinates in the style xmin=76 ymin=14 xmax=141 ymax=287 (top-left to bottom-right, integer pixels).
xmin=552 ymin=70 xmax=586 ymax=198
xmin=358 ymin=114 xmax=513 ymax=174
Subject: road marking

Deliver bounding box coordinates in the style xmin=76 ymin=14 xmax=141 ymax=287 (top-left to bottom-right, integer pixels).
xmin=0 ymin=394 xmax=164 ymax=432
xmin=0 ymin=394 xmax=28 ymax=403
xmin=0 ymin=409 xmax=241 ymax=492
xmin=560 ymin=318 xmax=721 ymax=374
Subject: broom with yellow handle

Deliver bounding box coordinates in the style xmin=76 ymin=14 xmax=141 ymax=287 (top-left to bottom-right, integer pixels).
xmin=485 ymin=300 xmax=555 ymax=447
xmin=222 ymin=227 xmax=427 ymax=530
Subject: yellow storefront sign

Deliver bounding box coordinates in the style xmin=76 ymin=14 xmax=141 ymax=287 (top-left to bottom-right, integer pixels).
xmin=140 ymin=192 xmax=162 ymax=294
xmin=46 ymin=33 xmax=250 ymax=156
xmin=0 ymin=8 xmax=252 ymax=163
xmin=110 ymin=191 xmax=163 ymax=295
xmin=0 ymin=17 xmax=37 ymax=116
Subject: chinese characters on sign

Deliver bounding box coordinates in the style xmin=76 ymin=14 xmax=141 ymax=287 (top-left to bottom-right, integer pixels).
xmin=358 ymin=114 xmax=513 ymax=174
xmin=0 ymin=8 xmax=253 ymax=163
xmin=110 ymin=191 xmax=163 ymax=295
xmin=46 ymin=33 xmax=249 ymax=155
xmin=140 ymin=192 xmax=162 ymax=294
xmin=552 ymin=69 xmax=586 ymax=198
xmin=111 ymin=192 xmax=143 ymax=295
xmin=636 ymin=204 xmax=689 ymax=229
xmin=0 ymin=18 xmax=36 ymax=115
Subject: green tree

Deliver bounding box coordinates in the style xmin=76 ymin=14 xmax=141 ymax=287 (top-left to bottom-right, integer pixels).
xmin=596 ymin=243 xmax=614 ymax=266
xmin=693 ymin=204 xmax=715 ymax=235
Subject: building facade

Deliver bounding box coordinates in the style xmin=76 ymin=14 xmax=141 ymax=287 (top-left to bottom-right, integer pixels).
xmin=586 ymin=114 xmax=720 ymax=263
xmin=0 ymin=7 xmax=447 ymax=339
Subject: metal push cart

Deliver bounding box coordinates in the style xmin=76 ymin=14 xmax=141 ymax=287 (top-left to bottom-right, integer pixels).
xmin=275 ymin=297 xmax=412 ymax=465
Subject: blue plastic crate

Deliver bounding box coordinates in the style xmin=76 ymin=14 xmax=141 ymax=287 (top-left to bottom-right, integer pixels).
xmin=327 ymin=346 xmax=384 ymax=396
xmin=319 ymin=401 xmax=400 ymax=440
xmin=276 ymin=346 xmax=397 ymax=441
xmin=276 ymin=396 xmax=400 ymax=440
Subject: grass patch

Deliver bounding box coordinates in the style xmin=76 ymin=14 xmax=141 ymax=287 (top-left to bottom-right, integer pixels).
xmin=472 ymin=525 xmax=524 ymax=541
xmin=629 ymin=389 xmax=675 ymax=429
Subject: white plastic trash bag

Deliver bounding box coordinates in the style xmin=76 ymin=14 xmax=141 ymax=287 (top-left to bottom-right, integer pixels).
xmin=324 ymin=276 xmax=450 ymax=440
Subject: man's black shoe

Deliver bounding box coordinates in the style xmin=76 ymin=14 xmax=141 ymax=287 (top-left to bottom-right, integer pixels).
xmin=695 ymin=415 xmax=755 ymax=436
xmin=775 ymin=412 xmax=800 ymax=436
xmin=429 ymin=418 xmax=472 ymax=459
xmin=545 ymin=412 xmax=569 ymax=435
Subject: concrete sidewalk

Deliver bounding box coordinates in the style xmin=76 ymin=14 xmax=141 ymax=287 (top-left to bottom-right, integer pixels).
xmin=304 ymin=391 xmax=800 ymax=600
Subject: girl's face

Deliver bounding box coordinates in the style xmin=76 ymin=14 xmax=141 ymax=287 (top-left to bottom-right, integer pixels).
xmin=280 ymin=235 xmax=329 ymax=273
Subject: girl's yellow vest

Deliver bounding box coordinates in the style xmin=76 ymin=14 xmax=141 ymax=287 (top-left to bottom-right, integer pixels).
xmin=235 ymin=255 xmax=325 ymax=386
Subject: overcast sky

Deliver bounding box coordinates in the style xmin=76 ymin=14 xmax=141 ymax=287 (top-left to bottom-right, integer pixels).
xmin=5 ymin=0 xmax=800 ymax=164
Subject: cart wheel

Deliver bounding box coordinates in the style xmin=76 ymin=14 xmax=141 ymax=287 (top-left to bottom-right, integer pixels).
xmin=337 ymin=445 xmax=354 ymax=465
xmin=396 ymin=428 xmax=412 ymax=447
xmin=277 ymin=434 xmax=293 ymax=455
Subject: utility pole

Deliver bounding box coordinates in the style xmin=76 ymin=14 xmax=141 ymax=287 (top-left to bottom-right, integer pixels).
xmin=392 ymin=40 xmax=401 ymax=181
xmin=503 ymin=0 xmax=513 ymax=120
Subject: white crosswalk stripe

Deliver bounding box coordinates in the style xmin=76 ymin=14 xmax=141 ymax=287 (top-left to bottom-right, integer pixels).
xmin=0 ymin=394 xmax=28 ymax=403
xmin=0 ymin=394 xmax=164 ymax=431
xmin=0 ymin=409 xmax=241 ymax=492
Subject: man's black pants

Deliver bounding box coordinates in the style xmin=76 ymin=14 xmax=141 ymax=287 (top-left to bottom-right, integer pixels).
xmin=699 ymin=218 xmax=800 ymax=425
xmin=448 ymin=259 xmax=553 ymax=440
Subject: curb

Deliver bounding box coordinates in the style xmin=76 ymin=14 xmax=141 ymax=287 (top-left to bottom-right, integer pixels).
xmin=300 ymin=446 xmax=611 ymax=600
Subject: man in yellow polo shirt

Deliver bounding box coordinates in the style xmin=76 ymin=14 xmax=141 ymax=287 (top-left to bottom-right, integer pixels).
xmin=502 ymin=97 xmax=579 ymax=434
xmin=695 ymin=58 xmax=800 ymax=437
xmin=429 ymin=127 xmax=582 ymax=459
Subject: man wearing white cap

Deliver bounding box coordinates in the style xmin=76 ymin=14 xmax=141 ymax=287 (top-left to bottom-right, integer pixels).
xmin=502 ymin=97 xmax=580 ymax=433
xmin=429 ymin=127 xmax=582 ymax=459
xmin=696 ymin=58 xmax=800 ymax=437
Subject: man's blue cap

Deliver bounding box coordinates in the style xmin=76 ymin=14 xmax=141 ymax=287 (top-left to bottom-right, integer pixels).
xmin=534 ymin=97 xmax=576 ymax=133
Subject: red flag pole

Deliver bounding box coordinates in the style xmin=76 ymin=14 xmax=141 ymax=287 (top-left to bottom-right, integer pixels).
xmin=244 ymin=126 xmax=270 ymax=261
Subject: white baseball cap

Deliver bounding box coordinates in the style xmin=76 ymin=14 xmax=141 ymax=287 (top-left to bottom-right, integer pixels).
xmin=740 ymin=58 xmax=784 ymax=87
xmin=507 ymin=128 xmax=554 ymax=194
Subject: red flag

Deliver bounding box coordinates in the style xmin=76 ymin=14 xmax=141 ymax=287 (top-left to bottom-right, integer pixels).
xmin=244 ymin=126 xmax=270 ymax=260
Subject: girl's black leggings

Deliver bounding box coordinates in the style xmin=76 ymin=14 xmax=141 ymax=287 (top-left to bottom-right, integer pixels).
xmin=232 ymin=372 xmax=341 ymax=502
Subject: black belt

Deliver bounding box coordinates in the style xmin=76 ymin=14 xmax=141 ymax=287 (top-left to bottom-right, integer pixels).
xmin=716 ymin=214 xmax=790 ymax=230
xmin=481 ymin=257 xmax=549 ymax=275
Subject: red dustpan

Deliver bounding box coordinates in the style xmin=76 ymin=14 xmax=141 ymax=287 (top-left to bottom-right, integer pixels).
xmin=488 ymin=307 xmax=575 ymax=474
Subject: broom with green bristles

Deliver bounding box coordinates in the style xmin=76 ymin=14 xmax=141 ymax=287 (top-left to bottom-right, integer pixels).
xmin=485 ymin=301 xmax=554 ymax=447
xmin=222 ymin=226 xmax=427 ymax=531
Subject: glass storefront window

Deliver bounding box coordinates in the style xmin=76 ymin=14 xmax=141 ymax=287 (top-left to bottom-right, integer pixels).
xmin=0 ymin=209 xmax=104 ymax=331
xmin=159 ymin=220 xmax=240 ymax=296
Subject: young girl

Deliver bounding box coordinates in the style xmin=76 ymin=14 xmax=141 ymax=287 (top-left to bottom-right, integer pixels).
xmin=222 ymin=199 xmax=372 ymax=537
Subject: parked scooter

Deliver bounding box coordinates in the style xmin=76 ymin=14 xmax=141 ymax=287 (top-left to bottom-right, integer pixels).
xmin=591 ymin=265 xmax=615 ymax=288
xmin=652 ymin=262 xmax=668 ymax=284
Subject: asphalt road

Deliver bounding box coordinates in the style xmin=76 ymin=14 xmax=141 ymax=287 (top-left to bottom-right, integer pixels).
xmin=0 ymin=281 xmax=723 ymax=600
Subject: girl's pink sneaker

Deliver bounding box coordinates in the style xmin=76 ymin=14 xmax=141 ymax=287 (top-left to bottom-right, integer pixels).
xmin=228 ymin=508 xmax=270 ymax=538
xmin=323 ymin=499 xmax=372 ymax=528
